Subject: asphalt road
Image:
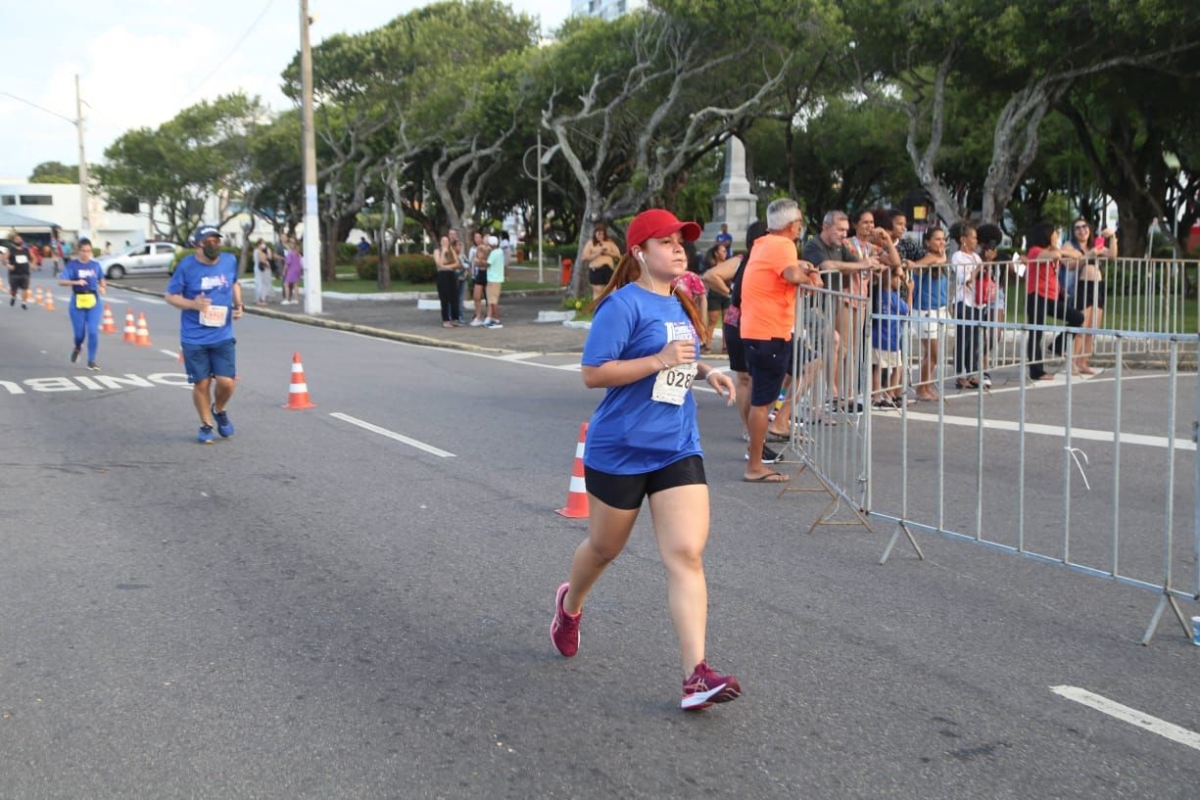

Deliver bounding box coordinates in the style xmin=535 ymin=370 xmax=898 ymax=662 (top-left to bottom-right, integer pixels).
xmin=2 ymin=273 xmax=1199 ymax=799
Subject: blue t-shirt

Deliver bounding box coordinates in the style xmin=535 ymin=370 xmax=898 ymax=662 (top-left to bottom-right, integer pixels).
xmin=61 ymin=259 xmax=103 ymax=296
xmin=581 ymin=283 xmax=702 ymax=474
xmin=871 ymin=289 xmax=909 ymax=351
xmin=912 ymin=269 xmax=947 ymax=311
xmin=166 ymin=252 xmax=239 ymax=345
xmin=715 ymin=231 xmax=733 ymax=255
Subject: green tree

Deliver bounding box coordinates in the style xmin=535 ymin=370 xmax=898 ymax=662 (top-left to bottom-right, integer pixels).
xmin=29 ymin=161 xmax=77 ymax=184
xmin=1057 ymin=57 xmax=1200 ymax=257
xmin=846 ymin=0 xmax=1200 ymax=227
xmin=748 ymin=94 xmax=912 ymax=223
xmin=94 ymin=93 xmax=267 ymax=245
xmin=536 ymin=7 xmax=800 ymax=297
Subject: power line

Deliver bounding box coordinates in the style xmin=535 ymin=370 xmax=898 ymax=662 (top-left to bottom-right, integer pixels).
xmin=0 ymin=90 xmax=76 ymax=126
xmin=180 ymin=0 xmax=279 ymax=103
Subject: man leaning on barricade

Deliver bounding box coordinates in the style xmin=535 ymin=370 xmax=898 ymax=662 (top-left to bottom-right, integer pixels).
xmin=801 ymin=211 xmax=887 ymax=413
xmin=738 ymin=198 xmax=822 ymax=484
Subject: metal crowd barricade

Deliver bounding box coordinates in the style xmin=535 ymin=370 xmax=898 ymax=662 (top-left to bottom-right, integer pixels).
xmin=967 ymin=256 xmax=1199 ymax=372
xmin=776 ymin=281 xmax=875 ymax=533
xmin=772 ymin=255 xmax=1200 ymax=645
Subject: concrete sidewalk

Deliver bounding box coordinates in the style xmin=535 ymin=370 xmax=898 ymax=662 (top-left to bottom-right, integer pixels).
xmin=117 ymin=274 xmax=594 ymax=356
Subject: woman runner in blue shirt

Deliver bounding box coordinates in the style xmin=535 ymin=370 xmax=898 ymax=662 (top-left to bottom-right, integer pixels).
xmin=58 ymin=238 xmax=106 ymax=370
xmin=549 ymin=208 xmax=743 ymax=711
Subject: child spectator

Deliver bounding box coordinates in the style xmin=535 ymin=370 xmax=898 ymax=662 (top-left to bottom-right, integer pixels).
xmin=872 ymin=264 xmax=912 ymax=408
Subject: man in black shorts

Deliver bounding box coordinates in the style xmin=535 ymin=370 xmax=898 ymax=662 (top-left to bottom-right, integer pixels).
xmin=738 ymin=199 xmax=821 ymax=482
xmin=6 ymin=234 xmax=34 ymax=309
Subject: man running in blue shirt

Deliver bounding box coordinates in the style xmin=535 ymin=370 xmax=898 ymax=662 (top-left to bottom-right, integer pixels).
xmin=165 ymin=225 xmax=243 ymax=444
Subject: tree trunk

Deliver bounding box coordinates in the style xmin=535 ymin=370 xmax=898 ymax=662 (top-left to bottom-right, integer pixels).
xmin=572 ymin=211 xmax=599 ymax=301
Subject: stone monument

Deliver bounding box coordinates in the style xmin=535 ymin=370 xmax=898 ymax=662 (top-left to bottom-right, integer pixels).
xmin=699 ymin=135 xmax=758 ymax=253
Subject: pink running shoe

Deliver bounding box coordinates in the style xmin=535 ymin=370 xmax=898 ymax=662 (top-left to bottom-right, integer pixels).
xmin=681 ymin=660 xmax=742 ymax=710
xmin=550 ymin=582 xmax=581 ymax=657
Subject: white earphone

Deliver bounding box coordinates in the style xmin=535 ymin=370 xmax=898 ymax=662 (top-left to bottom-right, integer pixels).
xmin=636 ymin=251 xmax=646 ymax=265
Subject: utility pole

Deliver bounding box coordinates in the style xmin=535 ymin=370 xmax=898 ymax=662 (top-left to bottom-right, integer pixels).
xmin=76 ymin=74 xmax=91 ymax=238
xmin=537 ymin=130 xmax=544 ymax=284
xmin=300 ymin=0 xmax=323 ymax=314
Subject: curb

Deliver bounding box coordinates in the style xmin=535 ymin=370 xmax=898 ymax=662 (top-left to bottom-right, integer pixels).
xmin=122 ymin=284 xmax=551 ymax=357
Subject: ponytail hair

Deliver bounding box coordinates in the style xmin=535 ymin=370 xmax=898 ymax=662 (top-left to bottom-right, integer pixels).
xmin=590 ymin=251 xmax=709 ymax=346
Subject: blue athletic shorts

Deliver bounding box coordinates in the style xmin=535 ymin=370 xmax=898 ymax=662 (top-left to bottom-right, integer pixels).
xmin=182 ymin=339 xmax=237 ymax=383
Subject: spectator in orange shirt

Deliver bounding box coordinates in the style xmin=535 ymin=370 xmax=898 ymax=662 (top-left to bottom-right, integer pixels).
xmin=738 ymin=199 xmax=821 ymax=483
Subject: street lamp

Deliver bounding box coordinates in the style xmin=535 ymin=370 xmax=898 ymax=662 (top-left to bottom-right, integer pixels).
xmin=523 ymin=132 xmax=560 ymax=284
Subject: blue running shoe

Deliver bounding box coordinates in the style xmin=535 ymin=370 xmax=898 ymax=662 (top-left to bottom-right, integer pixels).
xmin=197 ymin=424 xmax=215 ymax=444
xmin=212 ymin=406 xmax=234 ymax=438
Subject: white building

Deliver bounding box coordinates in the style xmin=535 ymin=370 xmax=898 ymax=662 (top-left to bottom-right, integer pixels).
xmin=0 ymin=182 xmax=144 ymax=250
xmin=0 ymin=181 xmax=255 ymax=251
xmin=570 ymin=0 xmax=647 ymax=20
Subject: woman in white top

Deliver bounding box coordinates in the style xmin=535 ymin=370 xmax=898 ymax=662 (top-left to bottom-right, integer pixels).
xmin=253 ymin=240 xmax=275 ymax=305
xmin=950 ymin=222 xmax=987 ymax=389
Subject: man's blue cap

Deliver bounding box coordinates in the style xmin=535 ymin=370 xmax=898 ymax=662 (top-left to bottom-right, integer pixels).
xmin=192 ymin=225 xmax=222 ymax=244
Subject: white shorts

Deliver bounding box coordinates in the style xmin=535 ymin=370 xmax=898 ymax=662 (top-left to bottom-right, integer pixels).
xmin=913 ymin=306 xmax=950 ymax=340
xmin=873 ymin=349 xmax=903 ymax=369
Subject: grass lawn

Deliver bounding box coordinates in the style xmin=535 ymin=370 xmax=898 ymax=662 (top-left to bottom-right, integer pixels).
xmin=1004 ymin=284 xmax=1199 ymax=334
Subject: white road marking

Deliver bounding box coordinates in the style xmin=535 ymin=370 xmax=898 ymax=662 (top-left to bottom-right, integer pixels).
xmin=329 ymin=412 xmax=456 ymax=458
xmin=494 ymin=352 xmax=542 ymax=361
xmin=1051 ymin=685 xmax=1200 ymax=752
xmin=160 ymin=349 xmax=180 ymax=360
xmin=893 ymin=410 xmax=1194 ymax=451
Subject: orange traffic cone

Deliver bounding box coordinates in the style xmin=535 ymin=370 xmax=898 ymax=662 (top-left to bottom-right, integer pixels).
xmin=555 ymin=423 xmax=590 ymax=518
xmin=43 ymin=291 xmax=55 ymax=311
xmin=123 ymin=309 xmax=137 ymax=343
xmin=283 ymin=352 xmax=316 ymax=409
xmin=34 ymin=286 xmax=44 ymax=306
xmin=135 ymin=313 xmax=152 ymax=346
xmin=101 ymin=304 xmax=116 ymax=333
xmin=24 ymin=288 xmax=33 ymax=303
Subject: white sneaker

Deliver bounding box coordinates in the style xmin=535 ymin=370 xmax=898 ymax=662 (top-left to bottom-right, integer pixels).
xmin=484 ymin=319 xmax=503 ymax=329
xmin=469 ymin=318 xmax=485 ymax=327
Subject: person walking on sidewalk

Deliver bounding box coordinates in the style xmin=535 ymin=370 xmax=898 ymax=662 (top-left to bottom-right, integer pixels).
xmin=483 ymin=234 xmax=505 ymax=328
xmin=549 ymin=207 xmax=743 ymax=711
xmin=165 ymin=225 xmax=243 ymax=444
xmin=282 ymin=241 xmax=303 ymax=305
xmin=253 ymin=239 xmax=275 ymax=305
xmin=58 ymin=238 xmax=106 ymax=370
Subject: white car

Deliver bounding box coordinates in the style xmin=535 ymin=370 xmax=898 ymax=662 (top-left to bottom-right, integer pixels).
xmin=98 ymin=242 xmax=180 ymax=279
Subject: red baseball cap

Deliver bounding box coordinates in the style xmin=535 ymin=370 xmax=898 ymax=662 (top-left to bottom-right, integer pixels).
xmin=624 ymin=209 xmax=702 ymax=253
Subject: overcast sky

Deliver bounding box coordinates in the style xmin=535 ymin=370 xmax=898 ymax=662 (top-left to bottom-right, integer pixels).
xmin=0 ymin=0 xmax=571 ymax=181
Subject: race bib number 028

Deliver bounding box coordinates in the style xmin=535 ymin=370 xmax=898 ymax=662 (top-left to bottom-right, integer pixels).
xmin=651 ymin=362 xmax=698 ymax=405
xmin=650 ymin=320 xmax=698 ymax=406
